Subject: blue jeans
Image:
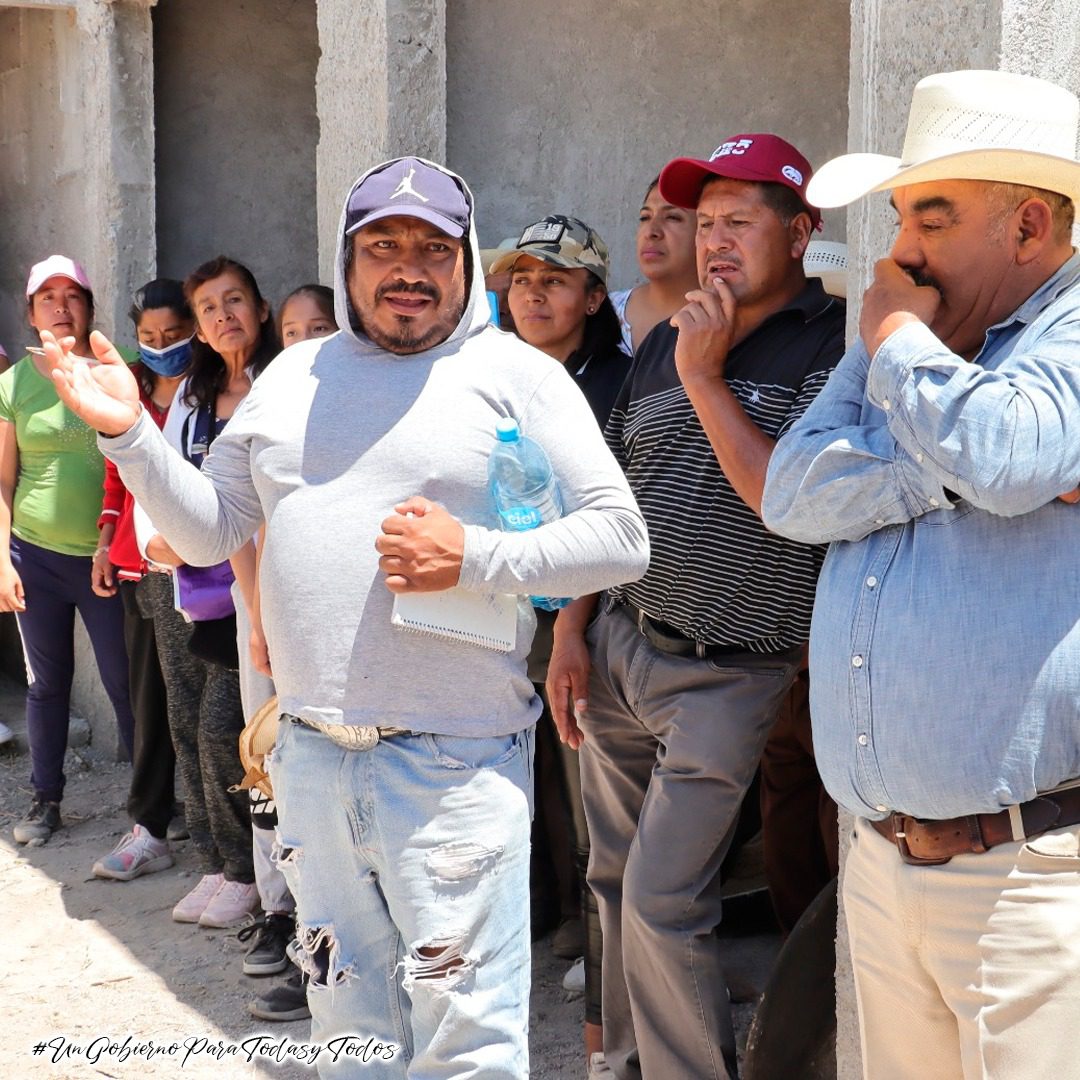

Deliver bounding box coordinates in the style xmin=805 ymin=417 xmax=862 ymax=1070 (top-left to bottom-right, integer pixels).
xmin=269 ymin=718 xmax=535 ymax=1079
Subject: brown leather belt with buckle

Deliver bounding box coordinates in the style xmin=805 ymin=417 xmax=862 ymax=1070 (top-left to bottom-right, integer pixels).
xmin=867 ymin=786 xmax=1080 ymax=865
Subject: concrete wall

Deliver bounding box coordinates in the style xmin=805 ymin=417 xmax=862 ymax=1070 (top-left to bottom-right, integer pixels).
xmin=0 ymin=1 xmax=156 ymax=358
xmin=0 ymin=7 xmax=86 ymax=359
xmin=446 ymin=0 xmax=851 ymax=289
xmin=154 ymin=0 xmax=321 ymax=312
xmin=315 ymin=0 xmax=446 ymax=282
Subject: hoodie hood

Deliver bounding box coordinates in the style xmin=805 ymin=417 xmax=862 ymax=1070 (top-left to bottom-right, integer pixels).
xmin=333 ymin=157 xmax=492 ymax=358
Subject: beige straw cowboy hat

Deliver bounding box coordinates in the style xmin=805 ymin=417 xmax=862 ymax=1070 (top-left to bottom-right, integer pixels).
xmin=807 ymin=69 xmax=1080 ymax=209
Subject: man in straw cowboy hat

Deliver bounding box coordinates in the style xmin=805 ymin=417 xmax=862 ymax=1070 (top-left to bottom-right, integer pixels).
xmin=763 ymin=69 xmax=1080 ymax=1078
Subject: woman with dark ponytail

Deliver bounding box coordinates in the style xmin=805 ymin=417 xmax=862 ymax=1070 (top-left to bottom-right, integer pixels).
xmin=91 ymin=278 xmax=196 ymax=882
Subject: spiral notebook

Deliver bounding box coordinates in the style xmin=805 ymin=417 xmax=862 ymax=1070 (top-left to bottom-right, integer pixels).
xmin=391 ymin=588 xmax=517 ymax=652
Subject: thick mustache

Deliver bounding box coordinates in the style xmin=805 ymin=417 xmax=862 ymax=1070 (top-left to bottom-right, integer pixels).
xmin=377 ymin=280 xmax=439 ymax=301
xmin=909 ymin=269 xmax=941 ymax=292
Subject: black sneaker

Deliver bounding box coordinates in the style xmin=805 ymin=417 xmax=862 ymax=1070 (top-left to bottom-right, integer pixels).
xmin=247 ymin=968 xmax=310 ymax=1022
xmin=238 ymin=912 xmax=293 ymax=975
xmin=166 ymin=813 xmax=189 ymax=842
xmin=13 ymin=798 xmax=61 ymax=844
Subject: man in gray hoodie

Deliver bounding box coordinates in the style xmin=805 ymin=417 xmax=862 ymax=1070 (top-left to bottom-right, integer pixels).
xmin=47 ymin=157 xmax=649 ymax=1077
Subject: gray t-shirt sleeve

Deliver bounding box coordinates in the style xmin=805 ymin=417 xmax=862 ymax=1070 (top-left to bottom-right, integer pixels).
xmin=101 ymin=404 xmax=263 ymax=566
xmin=457 ymin=368 xmax=649 ymax=597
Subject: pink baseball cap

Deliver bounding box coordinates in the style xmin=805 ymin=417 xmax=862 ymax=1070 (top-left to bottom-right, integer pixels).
xmin=659 ymin=134 xmax=823 ymax=230
xmin=26 ymin=255 xmax=92 ymax=299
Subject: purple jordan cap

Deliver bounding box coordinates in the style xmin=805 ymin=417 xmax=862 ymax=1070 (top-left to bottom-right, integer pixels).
xmin=345 ymin=158 xmax=470 ymax=239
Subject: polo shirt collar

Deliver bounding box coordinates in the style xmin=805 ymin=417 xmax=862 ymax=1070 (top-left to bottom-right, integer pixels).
xmin=756 ymin=276 xmax=838 ymax=331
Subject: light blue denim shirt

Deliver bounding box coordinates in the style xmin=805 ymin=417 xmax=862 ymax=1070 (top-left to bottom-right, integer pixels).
xmin=762 ymin=253 xmax=1080 ymax=820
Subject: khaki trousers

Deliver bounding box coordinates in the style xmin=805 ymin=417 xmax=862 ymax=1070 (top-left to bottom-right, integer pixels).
xmin=845 ymin=818 xmax=1080 ymax=1080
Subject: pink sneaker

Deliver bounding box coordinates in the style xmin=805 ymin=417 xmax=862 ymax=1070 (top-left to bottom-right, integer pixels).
xmin=198 ymin=879 xmax=260 ymax=928
xmin=172 ymin=873 xmax=225 ymax=923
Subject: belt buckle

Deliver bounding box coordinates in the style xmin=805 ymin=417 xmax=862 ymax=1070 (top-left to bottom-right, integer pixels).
xmin=892 ymin=814 xmax=952 ymax=866
xmin=355 ymin=726 xmax=381 ymax=752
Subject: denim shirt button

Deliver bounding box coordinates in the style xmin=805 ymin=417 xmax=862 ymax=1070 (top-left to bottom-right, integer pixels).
xmin=916 ymin=453 xmax=924 ymax=463
xmin=866 ymin=576 xmax=878 ymax=588
xmin=852 ymin=655 xmax=864 ymax=668
xmin=882 ymin=399 xmax=891 ymax=410
xmin=929 ymin=497 xmax=940 ymax=507
xmin=875 ymin=518 xmax=885 ymax=525
xmin=857 ymin=734 xmax=868 ymax=746
xmin=875 ymin=805 xmax=888 ymax=812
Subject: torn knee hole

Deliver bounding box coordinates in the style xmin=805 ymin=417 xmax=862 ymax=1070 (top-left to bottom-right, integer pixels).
xmin=403 ymin=937 xmax=473 ymax=991
xmin=270 ymin=836 xmax=301 ymax=868
xmin=425 ymin=841 xmax=501 ymax=885
xmin=295 ymin=924 xmax=352 ymax=989
xmin=415 ymin=944 xmax=466 ymax=979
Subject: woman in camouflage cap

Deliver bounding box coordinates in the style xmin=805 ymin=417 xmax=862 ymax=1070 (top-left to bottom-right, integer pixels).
xmin=492 ymin=213 xmax=627 ymax=1076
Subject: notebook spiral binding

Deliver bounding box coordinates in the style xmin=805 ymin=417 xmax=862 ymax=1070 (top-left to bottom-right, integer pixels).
xmin=392 ymin=619 xmax=511 ymax=652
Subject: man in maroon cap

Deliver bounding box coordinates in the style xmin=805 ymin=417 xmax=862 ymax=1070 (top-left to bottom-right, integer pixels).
xmin=547 ymin=134 xmax=845 ymax=1079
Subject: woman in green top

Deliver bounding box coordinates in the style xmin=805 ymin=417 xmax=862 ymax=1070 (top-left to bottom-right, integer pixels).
xmin=1 ymin=256 xmax=136 ymax=845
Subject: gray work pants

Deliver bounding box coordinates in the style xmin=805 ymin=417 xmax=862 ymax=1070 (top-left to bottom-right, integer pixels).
xmin=580 ymin=604 xmax=800 ymax=1080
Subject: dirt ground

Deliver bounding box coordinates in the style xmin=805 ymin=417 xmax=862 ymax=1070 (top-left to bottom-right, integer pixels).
xmin=2 ymin=676 xmax=779 ymax=1079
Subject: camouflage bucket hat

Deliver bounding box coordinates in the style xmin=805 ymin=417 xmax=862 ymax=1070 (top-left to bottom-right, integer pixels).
xmin=488 ymin=215 xmax=610 ymax=285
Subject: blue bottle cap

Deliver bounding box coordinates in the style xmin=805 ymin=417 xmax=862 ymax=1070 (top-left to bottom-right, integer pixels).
xmin=495 ymin=418 xmax=520 ymax=442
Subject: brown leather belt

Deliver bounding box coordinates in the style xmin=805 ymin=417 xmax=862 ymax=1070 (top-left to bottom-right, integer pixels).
xmin=867 ymin=786 xmax=1080 ymax=865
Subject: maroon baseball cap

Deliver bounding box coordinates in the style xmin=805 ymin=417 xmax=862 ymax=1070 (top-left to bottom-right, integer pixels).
xmin=659 ymin=134 xmax=822 ymax=230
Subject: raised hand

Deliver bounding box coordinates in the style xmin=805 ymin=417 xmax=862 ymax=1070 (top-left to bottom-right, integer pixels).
xmin=860 ymin=259 xmax=942 ymax=359
xmin=45 ymin=329 xmax=142 ymax=436
xmin=672 ymin=277 xmax=738 ymax=387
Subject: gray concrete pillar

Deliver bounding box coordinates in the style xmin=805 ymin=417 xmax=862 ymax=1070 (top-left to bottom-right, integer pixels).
xmin=315 ymin=0 xmax=446 ymax=282
xmin=0 ymin=0 xmax=155 ymax=756
xmin=74 ymin=0 xmax=157 ymax=340
xmin=838 ymin=3 xmax=1080 ymax=1076
xmin=71 ymin=0 xmax=156 ymax=759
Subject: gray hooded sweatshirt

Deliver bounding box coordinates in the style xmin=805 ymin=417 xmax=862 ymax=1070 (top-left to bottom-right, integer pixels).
xmin=102 ymin=160 xmax=649 ymax=736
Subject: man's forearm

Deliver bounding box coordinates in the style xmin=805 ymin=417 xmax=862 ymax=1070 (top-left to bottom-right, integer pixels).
xmin=682 ymin=373 xmax=774 ymax=517
xmin=554 ymin=594 xmax=599 ymax=638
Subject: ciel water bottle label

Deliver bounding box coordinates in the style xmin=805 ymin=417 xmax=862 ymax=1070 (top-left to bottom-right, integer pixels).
xmin=499 ymin=506 xmax=543 ymax=530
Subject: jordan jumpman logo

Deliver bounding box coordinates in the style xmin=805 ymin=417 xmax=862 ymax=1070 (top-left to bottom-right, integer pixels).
xmin=389 ymin=167 xmax=429 ymax=203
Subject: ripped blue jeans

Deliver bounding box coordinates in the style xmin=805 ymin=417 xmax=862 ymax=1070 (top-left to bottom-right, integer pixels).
xmin=269 ymin=718 xmax=534 ymax=1078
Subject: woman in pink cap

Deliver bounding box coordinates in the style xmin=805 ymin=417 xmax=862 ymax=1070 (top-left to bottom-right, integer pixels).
xmin=2 ymin=256 xmax=136 ymax=845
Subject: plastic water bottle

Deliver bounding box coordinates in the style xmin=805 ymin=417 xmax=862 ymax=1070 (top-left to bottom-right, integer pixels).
xmin=488 ymin=418 xmax=570 ymax=610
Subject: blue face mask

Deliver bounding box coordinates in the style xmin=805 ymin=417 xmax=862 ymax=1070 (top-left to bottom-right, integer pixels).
xmin=138 ymin=334 xmax=194 ymax=377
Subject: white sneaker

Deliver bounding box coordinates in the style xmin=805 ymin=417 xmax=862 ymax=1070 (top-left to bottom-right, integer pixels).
xmin=93 ymin=824 xmax=173 ymax=881
xmin=0 ymin=720 xmax=13 ymax=745
xmin=562 ymin=955 xmax=585 ymax=993
xmin=172 ymin=872 xmax=225 ymax=923
xmin=588 ymin=1052 xmax=613 ymax=1076
xmin=198 ymin=878 xmax=260 ymax=928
